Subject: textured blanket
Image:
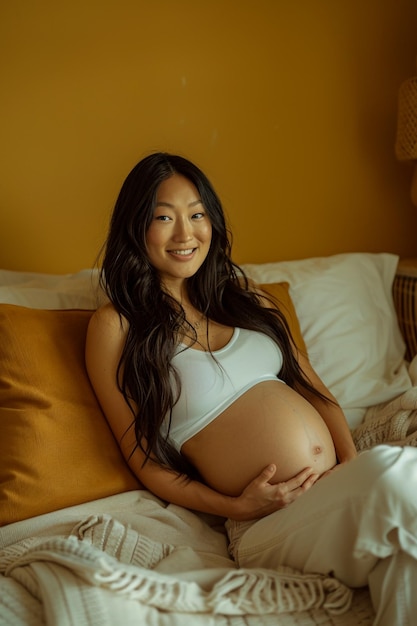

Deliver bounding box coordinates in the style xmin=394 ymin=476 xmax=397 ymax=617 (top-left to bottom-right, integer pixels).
xmin=352 ymin=383 xmax=417 ymax=450
xmin=0 ymin=511 xmax=352 ymax=626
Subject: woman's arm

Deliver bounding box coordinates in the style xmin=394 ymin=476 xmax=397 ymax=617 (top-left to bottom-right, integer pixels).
xmin=85 ymin=304 xmax=319 ymax=520
xmin=132 ymin=451 xmax=318 ymax=520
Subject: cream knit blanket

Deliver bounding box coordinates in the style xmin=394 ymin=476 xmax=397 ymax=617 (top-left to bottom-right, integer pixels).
xmin=352 ymin=385 xmax=417 ymax=450
xmin=0 ymin=512 xmax=353 ymax=626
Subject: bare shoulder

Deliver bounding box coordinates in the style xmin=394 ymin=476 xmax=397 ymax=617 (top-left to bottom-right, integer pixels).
xmin=86 ymin=302 xmax=129 ymax=369
xmin=88 ymin=302 xmax=128 ymax=336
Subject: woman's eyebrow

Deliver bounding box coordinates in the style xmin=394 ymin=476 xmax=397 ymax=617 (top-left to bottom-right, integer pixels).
xmin=155 ymin=201 xmax=174 ymax=208
xmin=155 ymin=199 xmax=203 ymax=208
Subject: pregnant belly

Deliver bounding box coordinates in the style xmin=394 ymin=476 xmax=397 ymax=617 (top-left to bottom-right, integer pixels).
xmin=182 ymin=380 xmax=337 ymax=496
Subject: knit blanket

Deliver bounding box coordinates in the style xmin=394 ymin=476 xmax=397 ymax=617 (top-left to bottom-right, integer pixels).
xmin=352 ymin=382 xmax=417 ymax=451
xmin=0 ymin=508 xmax=354 ymax=626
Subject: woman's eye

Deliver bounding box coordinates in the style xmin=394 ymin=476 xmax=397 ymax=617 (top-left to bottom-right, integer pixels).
xmin=155 ymin=215 xmax=171 ymax=222
xmin=192 ymin=212 xmax=205 ymax=219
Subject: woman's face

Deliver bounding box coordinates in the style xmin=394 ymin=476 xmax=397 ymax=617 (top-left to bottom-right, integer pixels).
xmin=146 ymin=174 xmax=212 ymax=293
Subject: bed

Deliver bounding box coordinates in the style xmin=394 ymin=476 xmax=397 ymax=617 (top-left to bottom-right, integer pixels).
xmin=1 ymin=251 xmax=417 ymax=626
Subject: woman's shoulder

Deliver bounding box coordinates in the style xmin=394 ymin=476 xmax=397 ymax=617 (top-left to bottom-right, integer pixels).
xmin=86 ymin=302 xmax=129 ymax=366
xmin=88 ymin=302 xmax=128 ymax=336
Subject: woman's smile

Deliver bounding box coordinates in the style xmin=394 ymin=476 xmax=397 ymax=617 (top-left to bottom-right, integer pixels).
xmin=169 ymin=247 xmax=196 ymax=259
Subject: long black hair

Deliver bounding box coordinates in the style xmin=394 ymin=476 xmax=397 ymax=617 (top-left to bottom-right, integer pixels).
xmin=100 ymin=152 xmax=330 ymax=478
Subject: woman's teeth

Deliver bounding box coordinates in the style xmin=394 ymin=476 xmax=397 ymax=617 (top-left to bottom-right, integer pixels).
xmin=172 ymin=249 xmax=194 ymax=255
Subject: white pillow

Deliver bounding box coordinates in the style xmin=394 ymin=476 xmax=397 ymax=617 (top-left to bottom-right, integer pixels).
xmin=242 ymin=253 xmax=412 ymax=428
xmin=0 ymin=269 xmax=107 ymax=310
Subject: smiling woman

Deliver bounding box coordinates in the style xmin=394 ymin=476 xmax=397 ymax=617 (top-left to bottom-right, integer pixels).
xmin=85 ymin=152 xmax=417 ymax=624
xmin=87 ymin=152 xmax=341 ymax=494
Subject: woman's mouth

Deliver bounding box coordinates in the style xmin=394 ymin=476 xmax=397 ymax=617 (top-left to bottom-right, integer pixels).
xmin=169 ymin=248 xmax=196 ymax=259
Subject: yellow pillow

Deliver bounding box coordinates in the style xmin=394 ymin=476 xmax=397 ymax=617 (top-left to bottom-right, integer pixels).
xmin=259 ymin=282 xmax=308 ymax=355
xmin=0 ymin=304 xmax=140 ymax=526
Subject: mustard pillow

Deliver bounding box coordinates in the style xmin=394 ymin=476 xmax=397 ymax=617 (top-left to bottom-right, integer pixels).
xmin=259 ymin=282 xmax=308 ymax=355
xmin=0 ymin=304 xmax=140 ymax=526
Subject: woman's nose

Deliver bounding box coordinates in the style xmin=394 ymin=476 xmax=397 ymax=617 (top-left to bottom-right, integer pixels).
xmin=173 ymin=217 xmax=193 ymax=241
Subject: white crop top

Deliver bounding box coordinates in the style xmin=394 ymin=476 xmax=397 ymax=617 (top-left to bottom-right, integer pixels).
xmin=165 ymin=327 xmax=284 ymax=451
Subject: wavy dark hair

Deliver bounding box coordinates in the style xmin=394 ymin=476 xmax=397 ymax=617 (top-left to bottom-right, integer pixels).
xmin=100 ymin=152 xmax=330 ymax=479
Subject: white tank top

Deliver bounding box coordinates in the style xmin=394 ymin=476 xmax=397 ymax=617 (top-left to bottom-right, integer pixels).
xmin=165 ymin=327 xmax=284 ymax=451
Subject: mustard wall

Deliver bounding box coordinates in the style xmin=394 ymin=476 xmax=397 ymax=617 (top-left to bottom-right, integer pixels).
xmin=1 ymin=0 xmax=417 ymax=273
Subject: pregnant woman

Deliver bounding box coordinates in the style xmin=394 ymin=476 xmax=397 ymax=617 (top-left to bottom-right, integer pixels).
xmin=86 ymin=152 xmax=417 ymax=626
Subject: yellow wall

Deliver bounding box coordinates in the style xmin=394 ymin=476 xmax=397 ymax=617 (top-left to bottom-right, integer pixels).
xmin=1 ymin=0 xmax=417 ymax=273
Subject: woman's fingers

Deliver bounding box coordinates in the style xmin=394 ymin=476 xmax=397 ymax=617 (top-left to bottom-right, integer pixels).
xmin=286 ymin=466 xmax=319 ymax=490
xmin=253 ymin=464 xmax=277 ymax=484
xmin=269 ymin=467 xmax=319 ymax=507
xmin=234 ymin=465 xmax=321 ymax=520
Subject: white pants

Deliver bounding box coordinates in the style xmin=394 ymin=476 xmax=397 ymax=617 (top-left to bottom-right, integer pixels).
xmin=226 ymin=445 xmax=417 ymax=626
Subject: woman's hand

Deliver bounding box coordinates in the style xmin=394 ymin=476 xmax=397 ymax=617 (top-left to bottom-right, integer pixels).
xmin=230 ymin=464 xmax=319 ymax=521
